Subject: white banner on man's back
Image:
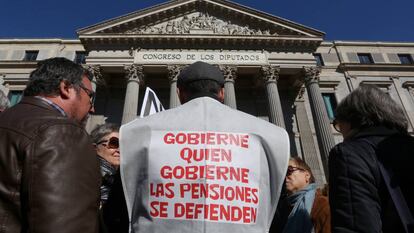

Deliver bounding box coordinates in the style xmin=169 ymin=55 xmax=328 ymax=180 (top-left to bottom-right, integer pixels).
xmin=147 ymin=130 xmax=261 ymax=224
xmin=140 ymin=87 xmax=165 ymax=118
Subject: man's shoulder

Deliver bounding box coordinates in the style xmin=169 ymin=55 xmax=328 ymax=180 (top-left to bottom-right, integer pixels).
xmin=0 ymin=100 xmax=83 ymax=139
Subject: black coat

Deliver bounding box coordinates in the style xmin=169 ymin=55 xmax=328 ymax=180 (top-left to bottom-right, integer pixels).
xmin=329 ymin=126 xmax=414 ymax=233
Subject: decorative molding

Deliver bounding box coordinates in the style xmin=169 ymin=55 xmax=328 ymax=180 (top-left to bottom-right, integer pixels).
xmin=125 ymin=64 xmax=144 ymax=84
xmin=86 ymin=65 xmax=103 ymax=84
xmin=125 ymin=12 xmax=278 ymax=36
xmin=167 ymin=65 xmax=184 ymax=82
xmin=219 ymin=65 xmax=237 ymax=82
xmin=302 ymin=66 xmax=320 ymax=84
xmin=260 ymin=65 xmax=280 ymax=83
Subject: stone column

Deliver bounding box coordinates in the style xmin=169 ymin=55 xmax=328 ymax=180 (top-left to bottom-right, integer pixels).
xmin=122 ymin=64 xmax=143 ymax=124
xmin=219 ymin=65 xmax=237 ymax=109
xmin=261 ymin=65 xmax=285 ymax=128
xmin=295 ymin=88 xmax=326 ymax=186
xmin=302 ymin=66 xmax=335 ymax=179
xmin=167 ymin=65 xmax=182 ymax=108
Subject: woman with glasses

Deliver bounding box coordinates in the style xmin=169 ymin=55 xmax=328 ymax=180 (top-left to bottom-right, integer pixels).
xmin=329 ymin=85 xmax=414 ymax=233
xmin=90 ymin=123 xmax=120 ymax=205
xmin=271 ymin=157 xmax=330 ymax=233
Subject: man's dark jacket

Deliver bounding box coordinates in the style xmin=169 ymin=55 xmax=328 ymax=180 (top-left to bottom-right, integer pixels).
xmin=329 ymin=126 xmax=414 ymax=233
xmin=0 ymin=97 xmax=101 ymax=233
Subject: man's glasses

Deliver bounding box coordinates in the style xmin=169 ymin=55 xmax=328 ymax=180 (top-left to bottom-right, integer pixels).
xmin=286 ymin=166 xmax=305 ymax=176
xmin=97 ymin=137 xmax=119 ymax=149
xmin=79 ymin=84 xmax=96 ymax=106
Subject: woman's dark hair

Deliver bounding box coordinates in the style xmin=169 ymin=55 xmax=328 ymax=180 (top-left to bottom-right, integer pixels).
xmin=290 ymin=157 xmax=315 ymax=184
xmin=24 ymin=57 xmax=92 ymax=97
xmin=335 ymin=85 xmax=408 ymax=132
xmin=90 ymin=123 xmax=120 ymax=144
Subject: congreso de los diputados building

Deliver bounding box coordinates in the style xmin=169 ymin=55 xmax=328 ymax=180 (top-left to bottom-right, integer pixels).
xmin=1 ymin=0 xmax=414 ymax=184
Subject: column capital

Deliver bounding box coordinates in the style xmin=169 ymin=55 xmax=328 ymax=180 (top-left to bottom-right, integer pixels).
xmin=85 ymin=65 xmax=104 ymax=84
xmin=261 ymin=65 xmax=280 ymax=83
xmin=167 ymin=65 xmax=185 ymax=83
xmin=125 ymin=64 xmax=144 ymax=84
xmin=219 ymin=65 xmax=237 ymax=83
xmin=302 ymin=66 xmax=321 ymax=84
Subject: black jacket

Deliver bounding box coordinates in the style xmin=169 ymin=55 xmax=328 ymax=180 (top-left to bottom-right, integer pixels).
xmin=329 ymin=126 xmax=414 ymax=233
xmin=0 ymin=97 xmax=101 ymax=233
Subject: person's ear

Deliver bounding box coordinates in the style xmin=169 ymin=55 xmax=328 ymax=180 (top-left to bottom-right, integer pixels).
xmin=305 ymin=171 xmax=311 ymax=184
xmin=218 ymin=88 xmax=224 ymax=103
xmin=59 ymin=81 xmax=72 ymax=100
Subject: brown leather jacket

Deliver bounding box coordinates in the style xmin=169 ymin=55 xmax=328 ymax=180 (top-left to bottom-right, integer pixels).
xmin=0 ymin=97 xmax=101 ymax=233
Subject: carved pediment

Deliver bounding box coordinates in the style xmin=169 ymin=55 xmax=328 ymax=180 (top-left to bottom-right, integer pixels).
xmin=77 ymin=0 xmax=324 ymax=50
xmin=78 ymin=0 xmax=324 ymax=38
xmin=123 ymin=12 xmax=277 ymax=36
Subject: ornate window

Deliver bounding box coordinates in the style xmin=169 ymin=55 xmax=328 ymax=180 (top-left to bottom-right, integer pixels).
xmin=75 ymin=51 xmax=87 ymax=64
xmin=314 ymin=53 xmax=324 ymax=66
xmin=322 ymin=93 xmax=337 ymax=120
xmin=23 ymin=51 xmax=38 ymax=61
xmin=8 ymin=90 xmax=23 ymax=106
xmin=357 ymin=53 xmax=374 ymax=64
xmin=398 ymin=54 xmax=413 ymax=64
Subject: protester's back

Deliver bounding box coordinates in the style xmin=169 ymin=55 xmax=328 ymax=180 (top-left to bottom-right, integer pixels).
xmin=121 ymin=61 xmax=289 ymax=233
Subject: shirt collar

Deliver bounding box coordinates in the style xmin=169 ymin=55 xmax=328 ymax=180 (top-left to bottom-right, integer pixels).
xmin=34 ymin=96 xmax=67 ymax=117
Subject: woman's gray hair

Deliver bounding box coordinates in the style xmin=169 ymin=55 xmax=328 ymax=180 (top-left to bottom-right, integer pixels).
xmin=90 ymin=123 xmax=120 ymax=144
xmin=335 ymin=85 xmax=408 ymax=132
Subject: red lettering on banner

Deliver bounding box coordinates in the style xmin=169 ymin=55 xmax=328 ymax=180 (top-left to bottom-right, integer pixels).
xmin=161 ymin=132 xmax=250 ymax=149
xmin=178 ymin=183 xmax=259 ymax=204
xmin=160 ymin=165 xmax=249 ymax=182
xmin=150 ymin=201 xmax=168 ymax=218
xmin=172 ymin=203 xmax=257 ymax=223
xmin=152 ymin=131 xmax=259 ymax=224
xmin=180 ymin=148 xmax=232 ymax=164
xmin=150 ymin=183 xmax=175 ymax=198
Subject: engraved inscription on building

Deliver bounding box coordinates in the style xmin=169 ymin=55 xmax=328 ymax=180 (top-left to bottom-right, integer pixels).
xmin=135 ymin=51 xmax=268 ymax=65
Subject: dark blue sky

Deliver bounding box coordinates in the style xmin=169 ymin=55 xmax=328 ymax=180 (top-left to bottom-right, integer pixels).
xmin=1 ymin=0 xmax=413 ymax=42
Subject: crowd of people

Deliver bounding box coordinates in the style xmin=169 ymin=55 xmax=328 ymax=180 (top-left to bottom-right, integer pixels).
xmin=0 ymin=57 xmax=413 ymax=233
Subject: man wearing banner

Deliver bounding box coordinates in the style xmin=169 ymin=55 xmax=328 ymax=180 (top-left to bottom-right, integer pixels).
xmin=121 ymin=61 xmax=289 ymax=233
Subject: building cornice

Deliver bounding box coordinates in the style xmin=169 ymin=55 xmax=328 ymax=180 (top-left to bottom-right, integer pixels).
xmin=333 ymin=41 xmax=414 ymax=47
xmin=339 ymin=63 xmax=414 ymax=72
xmin=0 ymin=61 xmax=38 ymax=69
xmin=0 ymin=39 xmax=81 ymax=44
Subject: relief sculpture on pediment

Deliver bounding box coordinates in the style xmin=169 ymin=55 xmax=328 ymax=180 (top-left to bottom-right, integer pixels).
xmin=125 ymin=12 xmax=277 ymax=36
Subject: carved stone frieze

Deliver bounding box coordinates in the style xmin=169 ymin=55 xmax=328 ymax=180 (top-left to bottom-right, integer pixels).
xmin=125 ymin=12 xmax=278 ymax=36
xmin=302 ymin=66 xmax=321 ymax=84
xmin=261 ymin=65 xmax=280 ymax=83
xmin=219 ymin=65 xmax=237 ymax=82
xmin=125 ymin=64 xmax=144 ymax=84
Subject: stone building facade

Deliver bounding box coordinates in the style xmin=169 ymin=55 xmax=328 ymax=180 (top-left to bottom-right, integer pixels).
xmin=1 ymin=0 xmax=414 ymax=185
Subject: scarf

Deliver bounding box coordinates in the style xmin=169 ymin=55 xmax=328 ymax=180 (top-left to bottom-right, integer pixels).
xmin=282 ymin=183 xmax=317 ymax=233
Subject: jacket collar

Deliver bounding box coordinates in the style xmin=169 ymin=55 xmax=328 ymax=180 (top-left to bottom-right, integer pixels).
xmin=19 ymin=96 xmax=67 ymax=117
xmin=351 ymin=126 xmax=401 ymax=139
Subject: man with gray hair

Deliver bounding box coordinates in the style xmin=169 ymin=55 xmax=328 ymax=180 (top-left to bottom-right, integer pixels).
xmin=0 ymin=89 xmax=9 ymax=112
xmin=0 ymin=57 xmax=101 ymax=233
xmin=121 ymin=61 xmax=289 ymax=233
